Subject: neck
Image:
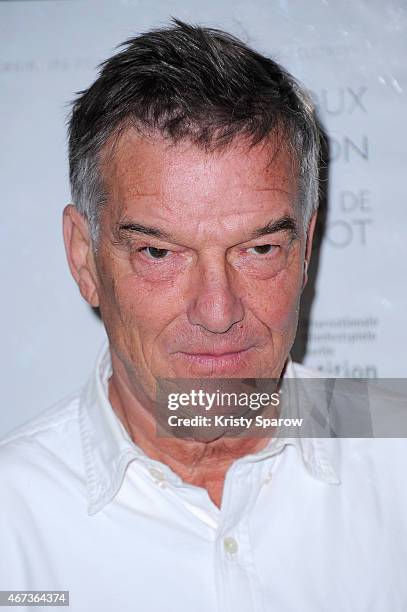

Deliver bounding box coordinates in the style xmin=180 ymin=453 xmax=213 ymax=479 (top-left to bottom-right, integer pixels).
xmin=108 ymin=356 xmax=279 ymax=508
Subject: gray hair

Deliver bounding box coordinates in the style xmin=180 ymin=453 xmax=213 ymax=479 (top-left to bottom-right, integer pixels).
xmin=68 ymin=19 xmax=321 ymax=243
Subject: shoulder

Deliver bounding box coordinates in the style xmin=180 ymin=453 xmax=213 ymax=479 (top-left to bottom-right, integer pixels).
xmin=333 ymin=437 xmax=407 ymax=513
xmin=0 ymin=392 xmax=82 ymax=483
xmin=0 ymin=392 xmax=88 ymax=564
xmin=289 ymin=362 xmax=407 ymax=469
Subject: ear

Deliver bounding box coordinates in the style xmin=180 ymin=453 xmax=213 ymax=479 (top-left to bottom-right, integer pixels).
xmin=302 ymin=210 xmax=318 ymax=290
xmin=63 ymin=204 xmax=100 ymax=308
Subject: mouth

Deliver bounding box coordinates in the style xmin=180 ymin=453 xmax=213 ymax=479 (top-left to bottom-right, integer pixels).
xmin=175 ymin=347 xmax=254 ymax=374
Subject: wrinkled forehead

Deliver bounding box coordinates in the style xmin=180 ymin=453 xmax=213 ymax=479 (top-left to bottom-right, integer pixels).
xmin=99 ymin=127 xmax=300 ymax=226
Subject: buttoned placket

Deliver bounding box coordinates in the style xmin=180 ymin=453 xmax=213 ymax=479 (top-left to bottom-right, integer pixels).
xmin=214 ymin=449 xmax=286 ymax=612
xmin=138 ymin=445 xmax=284 ymax=612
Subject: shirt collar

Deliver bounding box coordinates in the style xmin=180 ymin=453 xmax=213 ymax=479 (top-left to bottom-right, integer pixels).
xmin=79 ymin=342 xmax=141 ymax=515
xmin=79 ymin=344 xmax=340 ymax=516
xmin=278 ymin=358 xmax=342 ymax=486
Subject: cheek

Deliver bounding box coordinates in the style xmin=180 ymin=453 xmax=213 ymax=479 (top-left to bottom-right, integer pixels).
xmin=104 ymin=270 xmax=183 ymax=337
xmin=244 ymin=268 xmax=302 ymax=332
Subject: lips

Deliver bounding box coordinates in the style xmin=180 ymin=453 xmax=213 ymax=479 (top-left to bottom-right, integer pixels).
xmin=179 ymin=347 xmax=252 ymax=358
xmin=173 ymin=347 xmax=254 ymax=375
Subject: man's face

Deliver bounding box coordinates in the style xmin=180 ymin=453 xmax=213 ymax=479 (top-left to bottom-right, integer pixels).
xmin=67 ymin=129 xmax=315 ymax=399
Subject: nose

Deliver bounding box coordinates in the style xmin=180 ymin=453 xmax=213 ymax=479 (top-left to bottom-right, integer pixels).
xmin=186 ymin=254 xmax=244 ymax=334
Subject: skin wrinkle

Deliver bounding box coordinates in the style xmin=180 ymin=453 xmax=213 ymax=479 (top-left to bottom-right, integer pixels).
xmin=63 ymin=128 xmax=317 ymax=507
xmin=116 ymin=215 xmax=298 ymax=246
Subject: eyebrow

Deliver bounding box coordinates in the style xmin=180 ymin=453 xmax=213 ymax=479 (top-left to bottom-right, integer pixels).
xmin=249 ymin=216 xmax=299 ymax=240
xmin=117 ymin=222 xmax=174 ymax=241
xmin=117 ymin=214 xmax=298 ymax=243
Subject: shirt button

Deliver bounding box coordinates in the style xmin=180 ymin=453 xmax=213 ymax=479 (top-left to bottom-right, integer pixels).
xmin=149 ymin=467 xmax=167 ymax=486
xmin=223 ymin=537 xmax=239 ymax=555
xmin=264 ymin=473 xmax=273 ymax=484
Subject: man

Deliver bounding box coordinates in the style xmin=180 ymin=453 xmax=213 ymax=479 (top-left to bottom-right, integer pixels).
xmin=1 ymin=19 xmax=406 ymax=612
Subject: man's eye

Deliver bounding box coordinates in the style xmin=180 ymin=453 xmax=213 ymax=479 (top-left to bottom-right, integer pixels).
xmin=140 ymin=247 xmax=170 ymax=259
xmin=247 ymin=244 xmax=275 ymax=255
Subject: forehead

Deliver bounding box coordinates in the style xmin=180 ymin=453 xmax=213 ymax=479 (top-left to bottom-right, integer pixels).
xmin=100 ymin=128 xmax=299 ymax=226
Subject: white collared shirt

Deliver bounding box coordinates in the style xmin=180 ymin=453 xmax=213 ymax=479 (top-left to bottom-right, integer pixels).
xmin=1 ymin=345 xmax=406 ymax=611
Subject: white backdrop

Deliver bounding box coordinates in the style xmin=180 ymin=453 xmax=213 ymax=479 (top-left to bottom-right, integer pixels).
xmin=1 ymin=0 xmax=406 ymax=436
